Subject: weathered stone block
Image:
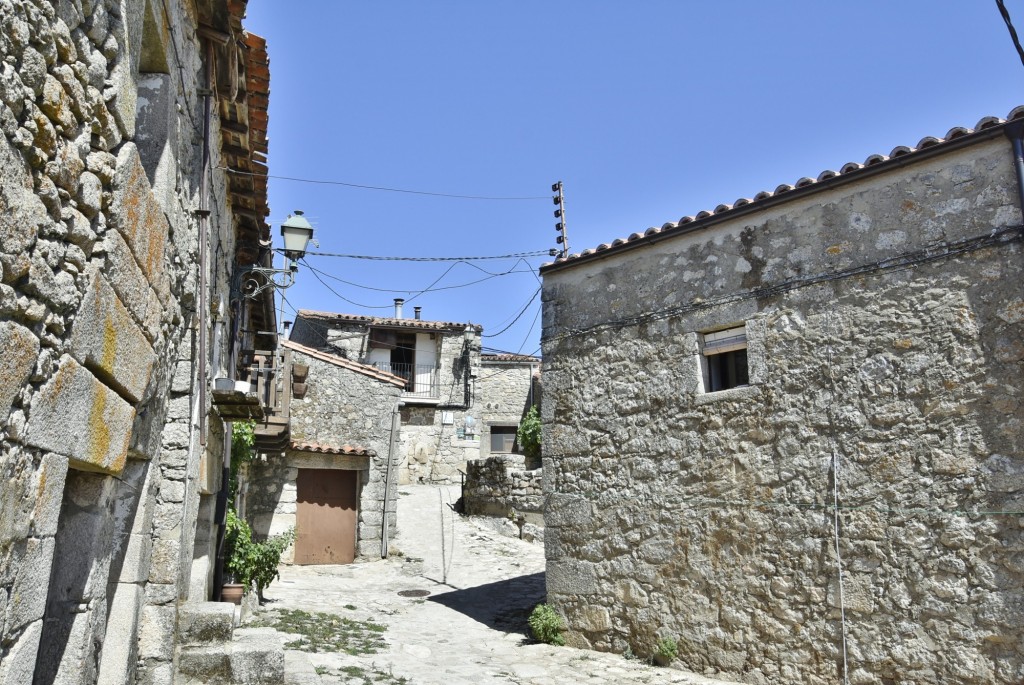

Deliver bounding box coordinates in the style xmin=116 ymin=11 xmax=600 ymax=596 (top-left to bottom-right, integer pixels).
xmin=230 ymin=629 xmax=285 ymax=684
xmin=25 ymin=355 xmax=135 ymax=475
xmin=0 ymin=321 xmax=39 ymax=420
xmin=176 ymin=602 xmax=234 ymax=647
xmin=70 ymin=271 xmax=155 ymax=403
xmin=0 ymin=134 xmax=47 ymax=256
xmin=108 ymin=144 xmax=170 ymax=303
xmin=137 ymin=604 xmax=176 ymax=660
xmin=547 ymin=559 xmax=597 ymax=595
xmin=147 ymin=537 xmax=180 ymax=585
xmin=0 ymin=619 xmax=42 ymax=685
xmin=95 ymin=583 xmax=143 ymax=685
xmin=102 ymin=222 xmax=161 ymax=342
xmin=7 ymin=537 xmax=54 ymax=633
xmin=30 ymin=452 xmax=68 ymax=537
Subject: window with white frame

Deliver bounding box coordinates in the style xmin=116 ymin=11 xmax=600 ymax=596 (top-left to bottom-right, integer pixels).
xmin=702 ymin=325 xmax=749 ymax=392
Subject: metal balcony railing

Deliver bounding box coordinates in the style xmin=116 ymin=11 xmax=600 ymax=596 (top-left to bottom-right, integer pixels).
xmin=373 ymin=362 xmax=440 ymax=399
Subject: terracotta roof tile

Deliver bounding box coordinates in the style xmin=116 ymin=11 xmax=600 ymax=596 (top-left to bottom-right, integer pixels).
xmin=482 ymin=353 xmax=541 ymax=363
xmin=543 ymin=106 xmax=1024 ymax=271
xmin=290 ymin=441 xmax=375 ymax=457
xmin=297 ymin=309 xmax=482 ymax=333
xmin=281 ymin=340 xmax=407 ymax=388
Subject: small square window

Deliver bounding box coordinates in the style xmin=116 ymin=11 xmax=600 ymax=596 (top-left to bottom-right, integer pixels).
xmin=702 ymin=325 xmax=749 ymax=392
xmin=490 ymin=426 xmax=517 ymax=453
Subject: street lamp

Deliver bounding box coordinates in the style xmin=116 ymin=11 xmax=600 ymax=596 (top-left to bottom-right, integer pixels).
xmin=280 ymin=210 xmax=314 ymax=268
xmin=237 ymin=210 xmax=316 ymax=299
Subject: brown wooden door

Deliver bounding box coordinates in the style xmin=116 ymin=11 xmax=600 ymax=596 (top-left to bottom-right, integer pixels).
xmin=294 ymin=469 xmax=357 ymax=564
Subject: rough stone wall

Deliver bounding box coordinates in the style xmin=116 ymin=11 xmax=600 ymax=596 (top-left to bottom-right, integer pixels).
xmin=541 ymin=137 xmax=1024 ymax=684
xmin=247 ymin=348 xmax=403 ymax=560
xmin=464 ymin=454 xmax=543 ymax=523
xmin=477 ymin=359 xmax=539 ymax=459
xmin=0 ymin=0 xmax=238 ymax=683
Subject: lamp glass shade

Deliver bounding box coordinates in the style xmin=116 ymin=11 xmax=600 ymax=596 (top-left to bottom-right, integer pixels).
xmin=280 ymin=211 xmax=314 ymax=258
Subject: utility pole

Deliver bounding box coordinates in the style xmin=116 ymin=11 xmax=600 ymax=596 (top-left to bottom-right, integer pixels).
xmin=552 ymin=180 xmax=570 ymax=257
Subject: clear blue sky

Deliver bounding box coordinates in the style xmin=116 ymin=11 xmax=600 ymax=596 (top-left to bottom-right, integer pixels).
xmin=244 ymin=1 xmax=1024 ymax=356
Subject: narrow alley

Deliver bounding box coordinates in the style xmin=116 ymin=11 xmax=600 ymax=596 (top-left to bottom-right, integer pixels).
xmin=249 ymin=485 xmax=733 ymax=685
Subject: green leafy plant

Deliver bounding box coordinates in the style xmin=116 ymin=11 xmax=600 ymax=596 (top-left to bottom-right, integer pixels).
xmin=654 ymin=636 xmax=678 ymax=664
xmin=224 ymin=510 xmax=295 ymax=601
xmin=517 ymin=405 xmax=541 ymax=462
xmin=229 ymin=420 xmax=256 ymax=503
xmin=528 ymin=603 xmax=565 ymax=646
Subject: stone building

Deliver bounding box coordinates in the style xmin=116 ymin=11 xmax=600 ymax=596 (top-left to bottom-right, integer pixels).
xmin=0 ymin=0 xmax=281 ymax=682
xmin=540 ymin=109 xmax=1024 ymax=684
xmin=244 ymin=339 xmax=405 ymax=564
xmin=288 ymin=303 xmax=540 ymax=486
xmin=478 ymin=352 xmax=541 ymax=461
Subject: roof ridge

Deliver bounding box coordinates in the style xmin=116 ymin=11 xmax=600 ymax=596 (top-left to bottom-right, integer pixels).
xmin=544 ymin=105 xmax=1024 ymax=270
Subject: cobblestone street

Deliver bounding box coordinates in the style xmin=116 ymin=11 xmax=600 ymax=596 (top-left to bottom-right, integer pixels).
xmin=253 ymin=485 xmax=734 ymax=685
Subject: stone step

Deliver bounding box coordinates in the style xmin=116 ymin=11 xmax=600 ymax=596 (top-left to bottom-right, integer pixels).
xmin=175 ymin=628 xmax=284 ymax=684
xmin=177 ymin=601 xmax=236 ymax=647
xmin=230 ymin=628 xmax=285 ymax=684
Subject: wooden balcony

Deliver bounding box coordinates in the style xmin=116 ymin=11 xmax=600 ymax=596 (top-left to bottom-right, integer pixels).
xmin=212 ymin=348 xmax=292 ymax=451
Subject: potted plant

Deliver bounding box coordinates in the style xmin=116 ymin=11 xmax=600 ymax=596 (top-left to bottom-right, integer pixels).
xmin=223 ymin=510 xmax=295 ymax=603
xmin=653 ymin=636 xmax=678 ymax=667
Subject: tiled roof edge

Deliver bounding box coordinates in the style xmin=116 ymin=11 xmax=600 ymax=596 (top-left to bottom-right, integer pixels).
xmin=482 ymin=354 xmax=542 ymax=363
xmin=282 ymin=340 xmax=407 ymax=388
xmin=296 ymin=309 xmax=483 ymax=332
xmin=541 ymin=106 xmax=1024 ymax=274
xmin=289 ymin=441 xmax=376 ymax=457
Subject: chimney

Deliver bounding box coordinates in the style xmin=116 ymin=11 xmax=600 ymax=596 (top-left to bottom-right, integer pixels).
xmin=414 ymin=306 xmax=422 ymax=320
xmin=394 ymin=298 xmax=404 ymax=319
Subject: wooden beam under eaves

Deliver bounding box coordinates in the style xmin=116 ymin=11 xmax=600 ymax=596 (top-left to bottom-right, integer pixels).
xmin=220 ymin=119 xmax=249 ymax=135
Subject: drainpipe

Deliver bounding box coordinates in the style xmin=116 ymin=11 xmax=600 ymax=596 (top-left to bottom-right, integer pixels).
xmin=381 ymin=401 xmax=403 ymax=558
xmin=1004 ymin=121 xmax=1024 ymax=213
xmin=195 ymin=40 xmax=216 ymax=446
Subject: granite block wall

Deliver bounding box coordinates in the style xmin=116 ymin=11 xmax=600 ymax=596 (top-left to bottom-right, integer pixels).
xmin=0 ymin=0 xmax=239 ymax=682
xmin=541 ymin=135 xmax=1024 ymax=684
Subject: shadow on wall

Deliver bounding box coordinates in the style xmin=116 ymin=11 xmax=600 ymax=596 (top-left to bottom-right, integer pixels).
xmin=427 ymin=571 xmax=545 ymax=634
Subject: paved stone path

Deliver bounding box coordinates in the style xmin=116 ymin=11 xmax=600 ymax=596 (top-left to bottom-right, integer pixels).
xmin=254 ymin=484 xmax=735 ymax=685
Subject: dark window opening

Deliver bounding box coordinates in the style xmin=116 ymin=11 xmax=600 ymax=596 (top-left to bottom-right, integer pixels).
xmin=706 ymin=348 xmax=749 ymax=392
xmin=490 ymin=426 xmax=517 ymax=453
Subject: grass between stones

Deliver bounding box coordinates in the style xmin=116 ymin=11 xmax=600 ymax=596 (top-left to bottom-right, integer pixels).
xmin=254 ymin=608 xmax=388 ymax=655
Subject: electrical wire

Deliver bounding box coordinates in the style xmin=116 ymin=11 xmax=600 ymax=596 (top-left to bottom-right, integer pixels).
xmin=306 ymin=250 xmax=551 ymax=261
xmin=824 ymin=312 xmax=851 ymax=685
xmin=221 ymin=167 xmax=549 ymax=201
xmin=304 ymin=258 xmax=536 ymax=298
xmin=482 ymin=288 xmax=541 ymax=338
xmin=996 ymin=0 xmax=1024 ymax=68
xmin=542 ymin=226 xmax=1024 ymax=344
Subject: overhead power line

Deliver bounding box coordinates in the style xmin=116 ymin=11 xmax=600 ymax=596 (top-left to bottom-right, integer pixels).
xmin=306 ymin=250 xmax=552 ymax=261
xmin=996 ymin=0 xmax=1024 ymax=68
xmin=222 ymin=168 xmax=549 ymax=201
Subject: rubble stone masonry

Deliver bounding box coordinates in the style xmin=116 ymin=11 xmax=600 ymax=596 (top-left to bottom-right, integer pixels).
xmin=541 ymin=135 xmax=1024 ymax=684
xmin=0 ymin=0 xmax=237 ymax=683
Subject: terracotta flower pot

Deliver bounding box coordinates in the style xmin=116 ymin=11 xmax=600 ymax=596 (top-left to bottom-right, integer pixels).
xmin=221 ymin=583 xmax=245 ymax=605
